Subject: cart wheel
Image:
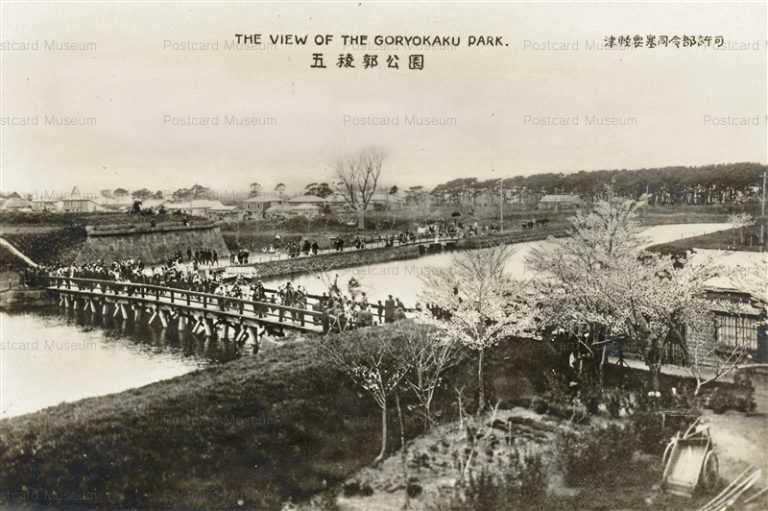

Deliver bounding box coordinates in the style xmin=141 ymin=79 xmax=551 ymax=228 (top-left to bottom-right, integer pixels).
xmin=662 ymin=440 xmax=675 ymax=468
xmin=700 ymin=452 xmax=719 ymax=492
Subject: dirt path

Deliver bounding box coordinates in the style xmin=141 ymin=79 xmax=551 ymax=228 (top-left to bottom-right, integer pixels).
xmin=0 ymin=236 xmax=39 ymax=268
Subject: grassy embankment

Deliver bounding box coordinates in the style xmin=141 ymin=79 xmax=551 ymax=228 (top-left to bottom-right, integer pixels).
xmin=0 ymin=323 xmax=566 ymax=511
xmin=651 ymin=225 xmax=767 ymax=254
xmin=0 ymin=319 xmax=738 ymax=511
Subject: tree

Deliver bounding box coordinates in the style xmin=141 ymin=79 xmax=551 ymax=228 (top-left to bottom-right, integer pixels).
xmin=529 ymin=195 xmax=725 ymax=391
xmin=274 ymin=183 xmax=286 ymax=197
xmin=304 ymin=182 xmax=334 ymax=198
xmin=319 ymin=329 xmax=411 ymax=464
xmin=99 ymin=189 xmax=113 ymax=199
xmin=419 ymin=246 xmax=531 ymax=411
xmin=172 ymin=188 xmax=192 ymax=201
xmin=153 ymin=190 xmax=164 ymax=199
xmin=400 ymin=323 xmax=459 ymax=430
xmin=249 ymin=182 xmax=262 ymax=197
xmin=389 ymin=185 xmax=399 ymax=195
xmin=131 ymin=188 xmax=153 ymax=200
xmin=172 ymin=184 xmax=214 ymax=201
xmin=687 ymin=322 xmax=750 ymax=396
xmin=190 ymin=184 xmax=214 ymax=200
xmin=113 ymin=188 xmax=129 ymax=198
xmin=334 ymin=147 xmax=385 ymax=229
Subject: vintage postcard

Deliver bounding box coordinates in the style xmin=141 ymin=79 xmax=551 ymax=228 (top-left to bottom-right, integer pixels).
xmin=0 ymin=1 xmax=766 ymax=510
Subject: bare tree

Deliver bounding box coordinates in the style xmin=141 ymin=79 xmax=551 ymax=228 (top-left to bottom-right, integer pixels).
xmin=688 ymin=324 xmax=750 ymax=396
xmin=334 ymin=147 xmax=385 ymax=229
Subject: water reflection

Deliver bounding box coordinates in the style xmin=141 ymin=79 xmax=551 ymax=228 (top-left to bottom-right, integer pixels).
xmin=0 ymin=307 xmax=247 ymax=419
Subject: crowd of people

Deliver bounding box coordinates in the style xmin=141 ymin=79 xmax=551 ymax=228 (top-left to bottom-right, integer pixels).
xmin=46 ymin=253 xmax=412 ymax=334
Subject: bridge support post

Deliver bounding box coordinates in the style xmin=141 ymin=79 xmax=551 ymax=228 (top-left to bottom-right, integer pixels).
xmin=177 ymin=315 xmax=187 ymax=331
xmin=222 ymin=322 xmax=230 ymax=340
xmin=101 ymin=302 xmax=110 ymax=317
xmin=133 ymin=305 xmax=143 ymax=323
xmin=120 ymin=304 xmax=129 ymax=321
xmin=203 ymin=318 xmax=214 ymax=337
xmin=191 ymin=316 xmax=202 ymax=334
xmin=159 ymin=309 xmax=168 ymax=329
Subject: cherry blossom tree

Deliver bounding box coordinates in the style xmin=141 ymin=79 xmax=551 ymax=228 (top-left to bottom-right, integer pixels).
xmin=529 ymin=194 xmax=727 ymax=391
xmin=419 ymin=245 xmax=531 ymax=411
xmin=319 ymin=329 xmax=411 ymax=464
xmin=400 ymin=323 xmax=460 ymax=430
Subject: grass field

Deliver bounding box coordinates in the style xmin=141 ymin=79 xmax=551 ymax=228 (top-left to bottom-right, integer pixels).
xmin=651 ymin=224 xmax=767 ymax=254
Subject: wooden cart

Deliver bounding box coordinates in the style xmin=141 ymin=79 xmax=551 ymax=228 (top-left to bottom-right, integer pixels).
xmin=661 ymin=418 xmax=719 ymax=498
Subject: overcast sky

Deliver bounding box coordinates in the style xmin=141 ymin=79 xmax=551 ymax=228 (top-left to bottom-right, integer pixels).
xmin=0 ymin=1 xmax=765 ymax=196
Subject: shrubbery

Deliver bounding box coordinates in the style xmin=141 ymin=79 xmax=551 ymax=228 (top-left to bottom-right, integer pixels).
xmin=555 ymin=424 xmax=637 ymax=487
xmin=429 ymin=450 xmax=547 ymax=511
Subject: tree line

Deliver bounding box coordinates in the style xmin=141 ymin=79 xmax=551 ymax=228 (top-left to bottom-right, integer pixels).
xmin=431 ymin=162 xmax=767 ymax=205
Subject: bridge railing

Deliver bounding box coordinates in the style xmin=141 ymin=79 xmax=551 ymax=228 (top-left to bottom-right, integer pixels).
xmin=47 ymin=276 xmax=334 ymax=328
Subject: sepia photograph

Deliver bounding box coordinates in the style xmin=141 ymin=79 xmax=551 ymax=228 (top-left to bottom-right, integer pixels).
xmin=0 ymin=1 xmax=766 ymax=510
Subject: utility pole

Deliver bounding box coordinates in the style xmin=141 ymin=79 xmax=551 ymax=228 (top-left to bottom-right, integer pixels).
xmin=761 ymin=171 xmax=766 ymax=249
xmin=499 ymin=177 xmax=504 ymax=232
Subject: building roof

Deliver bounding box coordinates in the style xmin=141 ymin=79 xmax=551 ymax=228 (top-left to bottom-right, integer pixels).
xmin=370 ymin=191 xmax=406 ymax=203
xmin=0 ymin=197 xmax=32 ymax=210
xmin=244 ymin=194 xmax=283 ymax=203
xmin=188 ymin=199 xmax=232 ymax=210
xmin=63 ymin=198 xmax=97 ymax=203
xmin=138 ymin=199 xmax=167 ymax=209
xmin=540 ymin=194 xmax=583 ymax=203
xmin=287 ymin=194 xmax=326 ymax=204
xmin=324 ymin=193 xmax=348 ymax=203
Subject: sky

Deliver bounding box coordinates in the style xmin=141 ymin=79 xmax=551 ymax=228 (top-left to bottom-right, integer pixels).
xmin=0 ymin=1 xmax=766 ymax=196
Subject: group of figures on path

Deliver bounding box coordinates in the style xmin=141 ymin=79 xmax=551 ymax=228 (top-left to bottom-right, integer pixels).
xmin=46 ymin=252 xmax=413 ymax=334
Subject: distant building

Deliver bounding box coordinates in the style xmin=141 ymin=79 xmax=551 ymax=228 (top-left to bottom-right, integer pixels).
xmin=537 ymin=194 xmax=583 ymax=211
xmin=190 ymin=199 xmax=237 ymax=219
xmin=265 ymin=202 xmax=321 ymax=220
xmin=324 ymin=193 xmax=349 ymax=213
xmin=286 ymin=194 xmax=327 ymax=207
xmin=0 ymin=197 xmax=33 ymax=212
xmin=370 ymin=191 xmax=406 ymax=210
xmin=242 ymin=194 xmax=284 ymax=218
xmin=62 ymin=198 xmax=103 ymax=213
xmin=165 ymin=199 xmax=237 ymax=219
xmin=31 ymin=199 xmax=64 ymax=212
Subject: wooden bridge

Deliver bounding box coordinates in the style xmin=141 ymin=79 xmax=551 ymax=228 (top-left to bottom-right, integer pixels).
xmin=47 ymin=276 xmax=346 ymax=345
